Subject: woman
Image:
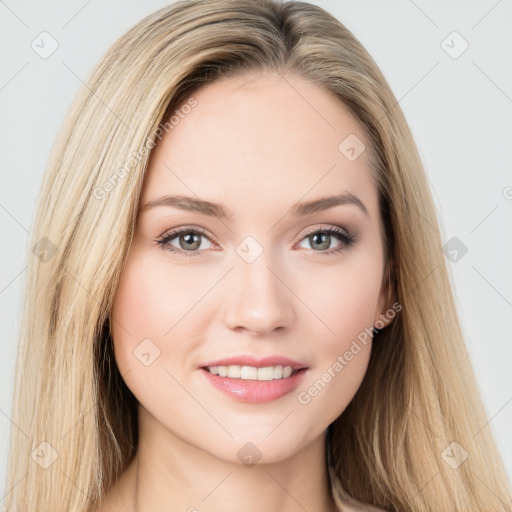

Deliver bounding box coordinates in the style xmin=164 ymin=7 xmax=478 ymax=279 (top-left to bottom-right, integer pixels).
xmin=4 ymin=1 xmax=511 ymax=511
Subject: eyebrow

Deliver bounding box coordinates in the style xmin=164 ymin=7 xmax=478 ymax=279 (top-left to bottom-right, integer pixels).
xmin=140 ymin=192 xmax=369 ymax=219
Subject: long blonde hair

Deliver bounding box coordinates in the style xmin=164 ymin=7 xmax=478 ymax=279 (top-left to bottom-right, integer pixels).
xmin=4 ymin=1 xmax=511 ymax=510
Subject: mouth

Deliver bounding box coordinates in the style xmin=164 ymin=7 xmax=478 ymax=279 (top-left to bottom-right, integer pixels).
xmin=198 ymin=356 xmax=309 ymax=403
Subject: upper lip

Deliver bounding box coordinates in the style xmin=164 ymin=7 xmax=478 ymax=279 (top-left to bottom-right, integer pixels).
xmin=200 ymin=355 xmax=308 ymax=370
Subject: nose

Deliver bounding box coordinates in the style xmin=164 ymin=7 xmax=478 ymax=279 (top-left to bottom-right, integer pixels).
xmin=222 ymin=249 xmax=296 ymax=336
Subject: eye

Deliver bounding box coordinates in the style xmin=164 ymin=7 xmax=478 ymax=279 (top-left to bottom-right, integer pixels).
xmin=155 ymin=225 xmax=356 ymax=258
xmin=156 ymin=227 xmax=216 ymax=258
xmin=296 ymin=226 xmax=356 ymax=255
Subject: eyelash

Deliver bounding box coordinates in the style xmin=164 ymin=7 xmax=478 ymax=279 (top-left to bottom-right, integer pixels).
xmin=155 ymin=225 xmax=356 ymax=258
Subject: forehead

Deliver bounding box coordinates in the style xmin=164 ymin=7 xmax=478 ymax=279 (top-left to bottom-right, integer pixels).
xmin=141 ymin=72 xmax=378 ymax=221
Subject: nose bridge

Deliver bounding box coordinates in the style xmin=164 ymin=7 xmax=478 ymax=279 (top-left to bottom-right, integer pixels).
xmin=222 ymin=236 xmax=295 ymax=334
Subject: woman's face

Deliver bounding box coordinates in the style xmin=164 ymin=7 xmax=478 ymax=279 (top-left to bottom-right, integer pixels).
xmin=111 ymin=71 xmax=391 ymax=464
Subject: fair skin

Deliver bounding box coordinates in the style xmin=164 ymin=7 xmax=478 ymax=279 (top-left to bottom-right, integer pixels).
xmin=101 ymin=71 xmax=392 ymax=512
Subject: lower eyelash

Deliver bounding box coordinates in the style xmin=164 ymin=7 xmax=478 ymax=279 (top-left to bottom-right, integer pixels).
xmin=155 ymin=226 xmax=356 ymax=258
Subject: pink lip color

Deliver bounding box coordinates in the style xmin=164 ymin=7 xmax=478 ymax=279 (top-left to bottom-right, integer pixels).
xmin=200 ymin=354 xmax=307 ymax=370
xmin=200 ymin=369 xmax=308 ymax=403
xmin=199 ymin=355 xmax=309 ymax=403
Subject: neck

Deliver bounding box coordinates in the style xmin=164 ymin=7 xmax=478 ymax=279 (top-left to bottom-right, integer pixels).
xmin=110 ymin=405 xmax=336 ymax=512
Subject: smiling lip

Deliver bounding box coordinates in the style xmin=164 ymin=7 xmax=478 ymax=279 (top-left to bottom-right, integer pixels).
xmin=200 ymin=355 xmax=307 ymax=369
xmin=199 ymin=354 xmax=309 ymax=403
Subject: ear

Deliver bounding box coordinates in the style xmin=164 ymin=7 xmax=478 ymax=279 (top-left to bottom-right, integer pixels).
xmin=373 ymin=259 xmax=397 ymax=329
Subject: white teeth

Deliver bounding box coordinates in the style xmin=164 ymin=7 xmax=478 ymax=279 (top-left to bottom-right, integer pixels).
xmin=207 ymin=364 xmax=296 ymax=380
xmin=257 ymin=366 xmax=274 ymax=381
xmin=273 ymin=365 xmax=283 ymax=379
xmin=241 ymin=365 xmax=258 ymax=380
xmin=227 ymin=365 xmax=241 ymax=378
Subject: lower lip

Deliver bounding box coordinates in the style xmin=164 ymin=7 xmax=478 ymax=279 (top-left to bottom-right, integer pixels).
xmin=200 ymin=368 xmax=308 ymax=403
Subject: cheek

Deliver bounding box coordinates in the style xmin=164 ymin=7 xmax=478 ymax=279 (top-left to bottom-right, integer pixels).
xmin=111 ymin=246 xmax=212 ymax=348
xmin=109 ymin=251 xmax=206 ymax=428
xmin=110 ymin=246 xmax=224 ymax=401
xmin=326 ymin=266 xmax=380 ymax=345
xmin=110 ymin=249 xmax=197 ymax=385
xmin=299 ymin=245 xmax=383 ymax=349
xmin=294 ymin=250 xmax=382 ymax=418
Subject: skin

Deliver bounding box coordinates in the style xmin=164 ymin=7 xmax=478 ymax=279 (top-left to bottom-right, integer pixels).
xmin=101 ymin=71 xmax=392 ymax=512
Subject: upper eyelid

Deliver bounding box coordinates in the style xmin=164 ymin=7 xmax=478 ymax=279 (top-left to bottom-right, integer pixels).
xmin=301 ymin=225 xmax=350 ymax=238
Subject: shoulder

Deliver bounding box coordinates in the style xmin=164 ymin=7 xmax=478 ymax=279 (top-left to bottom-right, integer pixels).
xmin=331 ymin=477 xmax=387 ymax=511
xmin=335 ymin=497 xmax=387 ymax=512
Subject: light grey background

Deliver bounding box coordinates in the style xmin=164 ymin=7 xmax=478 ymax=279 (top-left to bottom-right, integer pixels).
xmin=1 ymin=0 xmax=511 ymax=500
